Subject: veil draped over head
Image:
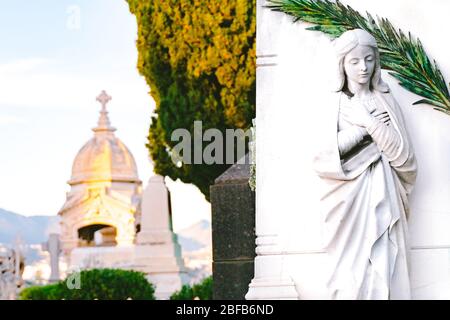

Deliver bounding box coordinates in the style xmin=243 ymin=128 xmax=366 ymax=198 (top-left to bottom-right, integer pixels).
xmin=312 ymin=28 xmax=417 ymax=299
xmin=332 ymin=29 xmax=389 ymax=93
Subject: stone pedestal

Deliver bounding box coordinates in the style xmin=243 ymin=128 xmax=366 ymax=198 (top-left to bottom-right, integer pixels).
xmin=210 ymin=157 xmax=256 ymax=300
xmin=134 ymin=243 xmax=188 ymax=300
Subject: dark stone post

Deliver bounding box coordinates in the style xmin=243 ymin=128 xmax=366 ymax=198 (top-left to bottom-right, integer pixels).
xmin=210 ymin=159 xmax=256 ymax=300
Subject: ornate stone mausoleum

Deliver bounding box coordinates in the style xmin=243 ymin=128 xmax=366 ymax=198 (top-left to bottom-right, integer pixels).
xmin=59 ymin=91 xmax=141 ymax=254
xmin=56 ymin=91 xmax=187 ymax=299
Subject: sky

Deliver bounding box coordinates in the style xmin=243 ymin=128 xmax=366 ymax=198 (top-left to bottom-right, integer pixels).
xmin=0 ymin=0 xmax=211 ymax=232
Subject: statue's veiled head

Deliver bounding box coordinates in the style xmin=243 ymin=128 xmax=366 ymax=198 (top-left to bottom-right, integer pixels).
xmin=332 ymin=29 xmax=389 ymax=94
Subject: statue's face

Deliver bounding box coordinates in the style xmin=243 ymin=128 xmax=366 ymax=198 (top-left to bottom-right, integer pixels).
xmin=343 ymin=45 xmax=375 ymax=86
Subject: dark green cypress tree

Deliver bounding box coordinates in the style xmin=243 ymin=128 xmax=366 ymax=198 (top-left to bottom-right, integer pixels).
xmin=127 ymin=0 xmax=256 ymax=200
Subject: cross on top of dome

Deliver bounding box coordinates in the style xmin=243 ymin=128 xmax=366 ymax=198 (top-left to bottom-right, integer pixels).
xmin=93 ymin=90 xmax=116 ymax=133
xmin=96 ymin=90 xmax=112 ymax=112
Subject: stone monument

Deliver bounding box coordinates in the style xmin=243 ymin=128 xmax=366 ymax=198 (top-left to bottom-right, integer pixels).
xmin=210 ymin=154 xmax=256 ymax=300
xmin=58 ymin=90 xmax=141 ymax=255
xmin=58 ymin=90 xmax=187 ymax=299
xmin=134 ymin=173 xmax=188 ymax=300
xmin=137 ymin=175 xmax=173 ymax=245
xmin=312 ymin=29 xmax=416 ymax=299
xmin=0 ymin=245 xmax=24 ymax=300
xmin=247 ymin=0 xmax=450 ymax=300
xmin=42 ymin=233 xmax=61 ymax=282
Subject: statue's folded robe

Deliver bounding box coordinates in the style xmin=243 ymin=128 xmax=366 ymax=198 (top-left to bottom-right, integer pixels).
xmin=312 ymin=91 xmax=417 ymax=299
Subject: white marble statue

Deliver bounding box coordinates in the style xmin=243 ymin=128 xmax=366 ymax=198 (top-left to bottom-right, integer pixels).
xmin=313 ymin=29 xmax=417 ymax=299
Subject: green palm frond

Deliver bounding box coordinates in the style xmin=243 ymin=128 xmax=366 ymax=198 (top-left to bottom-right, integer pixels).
xmin=266 ymin=0 xmax=450 ymax=113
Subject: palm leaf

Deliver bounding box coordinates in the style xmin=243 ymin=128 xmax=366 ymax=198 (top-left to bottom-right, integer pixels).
xmin=266 ymin=0 xmax=450 ymax=113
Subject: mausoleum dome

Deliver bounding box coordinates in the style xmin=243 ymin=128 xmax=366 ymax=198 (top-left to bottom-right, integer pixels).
xmin=69 ymin=91 xmax=140 ymax=185
xmin=70 ymin=135 xmax=139 ymax=185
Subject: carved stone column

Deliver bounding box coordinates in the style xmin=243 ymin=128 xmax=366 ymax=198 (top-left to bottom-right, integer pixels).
xmin=245 ymin=0 xmax=299 ymax=300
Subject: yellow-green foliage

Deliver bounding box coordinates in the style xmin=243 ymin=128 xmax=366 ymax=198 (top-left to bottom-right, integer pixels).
xmin=127 ymin=0 xmax=256 ymax=200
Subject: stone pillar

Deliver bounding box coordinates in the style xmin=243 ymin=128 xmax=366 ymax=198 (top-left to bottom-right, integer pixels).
xmin=210 ymin=157 xmax=256 ymax=300
xmin=115 ymin=223 xmax=135 ymax=246
xmin=245 ymin=0 xmax=299 ymax=300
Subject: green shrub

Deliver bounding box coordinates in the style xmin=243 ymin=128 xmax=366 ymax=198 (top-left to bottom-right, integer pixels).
xmin=170 ymin=276 xmax=212 ymax=300
xmin=20 ymin=283 xmax=62 ymax=300
xmin=20 ymin=268 xmax=155 ymax=300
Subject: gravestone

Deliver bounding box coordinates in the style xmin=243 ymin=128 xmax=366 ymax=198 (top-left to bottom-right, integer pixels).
xmin=134 ymin=174 xmax=188 ymax=300
xmin=42 ymin=233 xmax=61 ymax=282
xmin=210 ymin=154 xmax=255 ymax=300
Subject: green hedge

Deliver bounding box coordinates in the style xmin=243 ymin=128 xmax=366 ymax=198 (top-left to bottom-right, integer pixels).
xmin=20 ymin=269 xmax=155 ymax=300
xmin=20 ymin=283 xmax=62 ymax=300
xmin=170 ymin=276 xmax=212 ymax=300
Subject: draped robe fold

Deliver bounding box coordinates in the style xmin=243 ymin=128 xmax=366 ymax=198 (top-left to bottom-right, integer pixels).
xmin=313 ymin=91 xmax=417 ymax=299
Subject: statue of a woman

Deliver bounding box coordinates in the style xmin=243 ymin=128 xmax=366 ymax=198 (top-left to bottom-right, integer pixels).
xmin=313 ymin=29 xmax=417 ymax=299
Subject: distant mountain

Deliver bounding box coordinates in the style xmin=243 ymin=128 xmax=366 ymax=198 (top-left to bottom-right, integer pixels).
xmin=0 ymin=207 xmax=210 ymax=253
xmin=0 ymin=208 xmax=58 ymax=245
xmin=176 ymin=220 xmax=211 ymax=252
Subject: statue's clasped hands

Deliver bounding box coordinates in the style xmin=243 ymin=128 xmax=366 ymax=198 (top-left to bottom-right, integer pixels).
xmin=341 ymin=102 xmax=391 ymax=128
